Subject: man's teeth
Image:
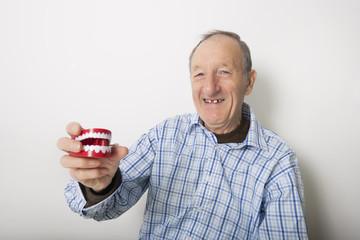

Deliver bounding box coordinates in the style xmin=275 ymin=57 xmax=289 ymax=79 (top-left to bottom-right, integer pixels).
xmin=204 ymin=99 xmax=224 ymax=103
xmin=83 ymin=145 xmax=111 ymax=154
xmin=75 ymin=132 xmax=111 ymax=141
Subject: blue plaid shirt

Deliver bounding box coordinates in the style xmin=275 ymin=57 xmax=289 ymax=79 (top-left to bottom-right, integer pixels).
xmin=65 ymin=103 xmax=308 ymax=239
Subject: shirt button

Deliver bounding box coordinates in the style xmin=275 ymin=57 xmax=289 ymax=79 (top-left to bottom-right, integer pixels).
xmin=215 ymin=145 xmax=220 ymax=150
xmin=206 ymin=175 xmax=211 ymax=182
xmin=186 ymin=237 xmax=191 ymax=240
xmin=197 ymin=206 xmax=202 ymax=212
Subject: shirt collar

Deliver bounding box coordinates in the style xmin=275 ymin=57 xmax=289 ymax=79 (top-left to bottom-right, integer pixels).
xmin=242 ymin=103 xmax=268 ymax=151
xmin=189 ymin=103 xmax=268 ymax=151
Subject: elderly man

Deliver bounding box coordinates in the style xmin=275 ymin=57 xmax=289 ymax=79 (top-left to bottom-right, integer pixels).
xmin=58 ymin=30 xmax=308 ymax=239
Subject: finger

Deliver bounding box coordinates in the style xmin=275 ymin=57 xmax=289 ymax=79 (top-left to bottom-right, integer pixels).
xmin=110 ymin=145 xmax=129 ymax=161
xmin=60 ymin=155 xmax=101 ymax=169
xmin=69 ymin=168 xmax=109 ymax=182
xmin=57 ymin=137 xmax=82 ymax=153
xmin=66 ymin=122 xmax=83 ymax=137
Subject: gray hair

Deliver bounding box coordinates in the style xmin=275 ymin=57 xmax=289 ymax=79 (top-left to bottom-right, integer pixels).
xmin=189 ymin=30 xmax=252 ymax=78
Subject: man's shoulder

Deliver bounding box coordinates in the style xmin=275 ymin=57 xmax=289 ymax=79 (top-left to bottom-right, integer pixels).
xmin=152 ymin=113 xmax=198 ymax=134
xmin=157 ymin=113 xmax=198 ymax=127
xmin=260 ymin=126 xmax=295 ymax=157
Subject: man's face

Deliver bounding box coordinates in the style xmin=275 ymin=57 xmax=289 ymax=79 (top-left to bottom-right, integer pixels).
xmin=190 ymin=35 xmax=255 ymax=134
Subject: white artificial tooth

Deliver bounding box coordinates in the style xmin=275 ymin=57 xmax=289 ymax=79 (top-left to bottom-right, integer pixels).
xmin=94 ymin=145 xmax=101 ymax=153
xmin=100 ymin=146 xmax=106 ymax=153
xmin=100 ymin=146 xmax=111 ymax=153
xmin=84 ymin=145 xmax=90 ymax=151
xmin=76 ymin=135 xmax=82 ymax=141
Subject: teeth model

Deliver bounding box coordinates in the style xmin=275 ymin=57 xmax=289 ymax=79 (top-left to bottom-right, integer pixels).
xmin=70 ymin=128 xmax=112 ymax=158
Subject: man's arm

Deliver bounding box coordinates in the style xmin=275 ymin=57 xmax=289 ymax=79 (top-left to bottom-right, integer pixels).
xmin=258 ymin=153 xmax=308 ymax=239
xmin=81 ymin=168 xmax=122 ymax=208
xmin=60 ymin=123 xmax=157 ymax=220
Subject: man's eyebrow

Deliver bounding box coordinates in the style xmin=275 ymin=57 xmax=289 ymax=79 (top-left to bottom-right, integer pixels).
xmin=191 ymin=62 xmax=239 ymax=72
xmin=191 ymin=65 xmax=201 ymax=72
xmin=219 ymin=63 xmax=237 ymax=71
xmin=225 ymin=61 xmax=241 ymax=71
xmin=219 ymin=63 xmax=231 ymax=68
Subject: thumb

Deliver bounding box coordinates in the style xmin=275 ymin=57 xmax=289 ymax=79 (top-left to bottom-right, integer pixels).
xmin=110 ymin=145 xmax=129 ymax=161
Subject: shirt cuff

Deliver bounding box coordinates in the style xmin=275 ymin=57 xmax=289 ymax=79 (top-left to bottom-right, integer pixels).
xmin=79 ymin=168 xmax=122 ymax=208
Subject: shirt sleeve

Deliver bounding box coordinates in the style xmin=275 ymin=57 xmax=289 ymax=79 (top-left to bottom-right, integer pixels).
xmin=81 ymin=168 xmax=122 ymax=208
xmin=64 ymin=128 xmax=157 ymax=221
xmin=258 ymin=152 xmax=308 ymax=239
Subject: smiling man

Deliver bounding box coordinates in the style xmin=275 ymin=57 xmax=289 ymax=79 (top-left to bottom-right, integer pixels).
xmin=190 ymin=32 xmax=256 ymax=135
xmin=58 ymin=30 xmax=308 ymax=239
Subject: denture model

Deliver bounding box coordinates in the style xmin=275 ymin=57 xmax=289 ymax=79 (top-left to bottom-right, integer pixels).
xmin=70 ymin=128 xmax=112 ymax=158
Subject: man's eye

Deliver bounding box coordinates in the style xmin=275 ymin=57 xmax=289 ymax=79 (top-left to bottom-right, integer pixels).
xmin=194 ymin=73 xmax=204 ymax=78
xmin=219 ymin=70 xmax=230 ymax=74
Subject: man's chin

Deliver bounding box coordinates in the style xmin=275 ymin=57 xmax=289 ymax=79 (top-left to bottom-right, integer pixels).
xmin=203 ymin=119 xmax=227 ymax=133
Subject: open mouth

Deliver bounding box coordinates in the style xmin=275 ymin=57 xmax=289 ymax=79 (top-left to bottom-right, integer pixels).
xmin=204 ymin=99 xmax=224 ymax=103
xmin=70 ymin=128 xmax=112 ymax=158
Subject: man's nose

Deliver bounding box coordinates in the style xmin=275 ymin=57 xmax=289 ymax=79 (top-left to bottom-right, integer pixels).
xmin=204 ymin=73 xmax=220 ymax=95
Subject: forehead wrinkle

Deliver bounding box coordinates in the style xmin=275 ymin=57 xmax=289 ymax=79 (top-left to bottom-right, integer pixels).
xmin=191 ymin=48 xmax=242 ymax=74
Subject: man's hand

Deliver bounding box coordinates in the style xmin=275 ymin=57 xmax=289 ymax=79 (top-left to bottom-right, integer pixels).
xmin=57 ymin=122 xmax=128 ymax=192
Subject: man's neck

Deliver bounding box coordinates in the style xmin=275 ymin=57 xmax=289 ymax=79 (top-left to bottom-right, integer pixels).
xmin=212 ymin=116 xmax=250 ymax=144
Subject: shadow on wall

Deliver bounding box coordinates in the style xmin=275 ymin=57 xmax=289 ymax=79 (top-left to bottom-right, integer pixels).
xmin=299 ymin=154 xmax=327 ymax=240
xmin=246 ymin=70 xmax=326 ymax=239
xmin=245 ymin=70 xmax=274 ymax=129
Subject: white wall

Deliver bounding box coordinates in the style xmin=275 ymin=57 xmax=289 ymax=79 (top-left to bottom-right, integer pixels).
xmin=1 ymin=0 xmax=359 ymax=239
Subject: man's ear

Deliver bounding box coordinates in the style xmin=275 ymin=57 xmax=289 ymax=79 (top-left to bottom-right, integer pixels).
xmin=245 ymin=69 xmax=257 ymax=95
